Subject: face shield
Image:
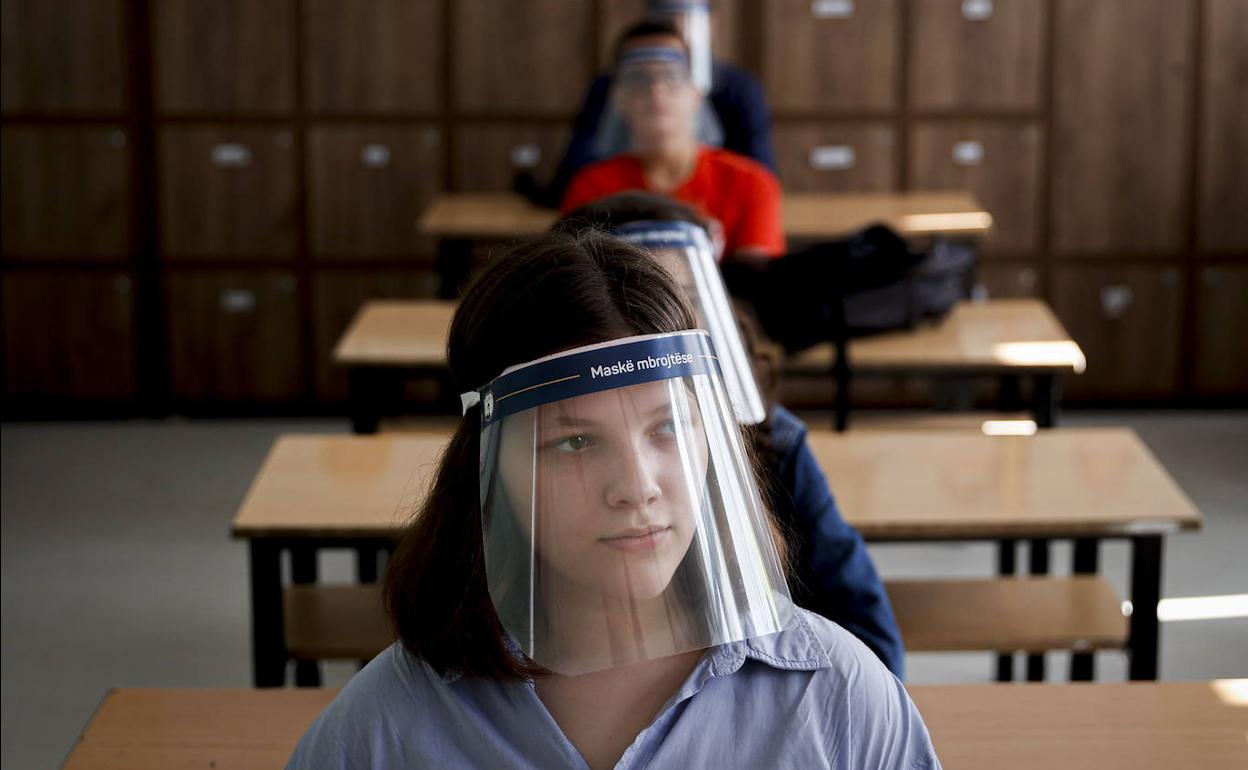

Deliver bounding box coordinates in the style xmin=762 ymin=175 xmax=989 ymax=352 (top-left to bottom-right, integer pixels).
xmin=596 ymin=45 xmax=724 ymax=159
xmin=464 ymin=331 xmax=792 ymax=675
xmin=648 ymin=0 xmax=714 ymax=93
xmin=613 ymin=220 xmax=766 ymax=426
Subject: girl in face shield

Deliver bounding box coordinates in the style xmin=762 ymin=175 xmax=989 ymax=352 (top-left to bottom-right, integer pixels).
xmin=285 ymin=233 xmax=939 ymax=770
xmin=561 ymin=21 xmax=785 ymax=264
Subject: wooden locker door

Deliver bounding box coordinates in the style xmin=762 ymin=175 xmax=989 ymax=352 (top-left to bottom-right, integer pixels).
xmin=1 ymin=0 xmax=128 ymax=114
xmin=311 ymin=269 xmax=436 ymax=400
xmin=1193 ymin=265 xmax=1248 ymax=395
xmin=908 ymin=0 xmax=1045 ymax=111
xmin=1051 ymin=0 xmax=1193 ymax=255
xmin=1 ymin=270 xmax=135 ymax=400
xmin=1 ymin=126 xmax=131 ymax=259
xmin=909 ymin=121 xmax=1043 ymax=256
xmin=772 ymin=123 xmax=896 ymax=192
xmin=452 ymin=0 xmax=592 ymax=116
xmin=306 ymin=125 xmax=443 ymax=257
xmin=1197 ymin=0 xmax=1248 ymax=253
xmin=152 ymin=0 xmax=295 ymax=114
xmin=975 ymin=262 xmax=1040 ymax=299
xmin=598 ymin=0 xmax=741 ymax=69
xmin=302 ymin=0 xmax=441 ymax=114
xmin=452 ymin=124 xmax=572 ymax=192
xmin=165 ymin=269 xmax=303 ymax=401
xmin=158 ymin=126 xmax=298 ymax=258
xmin=1050 ymin=265 xmax=1183 ymax=398
xmin=763 ymin=0 xmax=899 ymax=112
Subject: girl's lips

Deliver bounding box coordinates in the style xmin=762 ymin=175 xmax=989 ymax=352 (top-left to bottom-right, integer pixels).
xmin=600 ymin=526 xmax=673 ymax=552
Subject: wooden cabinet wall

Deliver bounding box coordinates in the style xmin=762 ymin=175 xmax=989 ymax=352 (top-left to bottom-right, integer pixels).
xmin=165 ymin=270 xmax=302 ymax=401
xmin=2 ymin=270 xmax=135 ymax=400
xmin=3 ymin=0 xmax=1246 ymax=409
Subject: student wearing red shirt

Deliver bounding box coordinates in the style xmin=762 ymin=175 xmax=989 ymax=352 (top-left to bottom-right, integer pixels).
xmin=561 ymin=21 xmax=784 ymax=262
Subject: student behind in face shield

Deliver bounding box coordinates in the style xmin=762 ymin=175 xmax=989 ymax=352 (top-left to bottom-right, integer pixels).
xmin=560 ymin=21 xmax=785 ymax=263
xmin=285 ymin=233 xmax=939 ymax=770
xmin=556 ymin=192 xmax=906 ymax=678
xmin=521 ymin=1 xmax=777 ymax=208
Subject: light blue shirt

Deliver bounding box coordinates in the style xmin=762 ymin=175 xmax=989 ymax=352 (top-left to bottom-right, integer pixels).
xmin=286 ymin=608 xmax=940 ymax=769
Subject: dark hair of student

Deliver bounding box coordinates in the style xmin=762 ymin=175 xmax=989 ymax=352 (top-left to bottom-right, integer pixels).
xmin=383 ymin=230 xmax=790 ymax=682
xmin=613 ymin=18 xmax=689 ymax=64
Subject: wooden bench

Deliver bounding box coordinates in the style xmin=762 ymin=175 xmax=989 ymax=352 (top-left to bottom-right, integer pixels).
xmin=886 ymin=577 xmax=1128 ymax=653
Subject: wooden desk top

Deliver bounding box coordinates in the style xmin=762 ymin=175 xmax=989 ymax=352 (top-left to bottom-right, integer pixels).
xmin=810 ymin=427 xmax=1201 ymax=540
xmin=417 ymin=191 xmax=992 ymax=240
xmin=63 ymin=682 xmax=1248 ymax=769
xmin=231 ymin=428 xmax=1199 ymax=541
xmin=788 ymin=299 xmax=1087 ymax=374
xmin=230 ymin=433 xmax=448 ymax=538
xmin=332 ymin=300 xmax=456 ymax=367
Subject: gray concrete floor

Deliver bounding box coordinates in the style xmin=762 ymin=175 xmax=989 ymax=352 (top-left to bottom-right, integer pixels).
xmin=3 ymin=411 xmax=1246 ymax=769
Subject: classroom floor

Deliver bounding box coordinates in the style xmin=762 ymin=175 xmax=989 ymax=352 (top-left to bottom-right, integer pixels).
xmin=3 ymin=411 xmax=1246 ymax=768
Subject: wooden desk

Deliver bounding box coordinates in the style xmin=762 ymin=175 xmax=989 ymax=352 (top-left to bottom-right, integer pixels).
xmin=333 ymin=301 xmax=457 ymax=433
xmin=63 ymin=682 xmax=1248 ymax=769
xmin=788 ymin=298 xmax=1085 ymax=429
xmin=416 ymin=191 xmax=991 ymax=296
xmin=232 ymin=428 xmax=1198 ymax=686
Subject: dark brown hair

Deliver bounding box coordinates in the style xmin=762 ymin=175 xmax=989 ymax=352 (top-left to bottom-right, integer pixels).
xmin=613 ymin=18 xmax=688 ymax=64
xmin=384 ymin=231 xmax=701 ymax=681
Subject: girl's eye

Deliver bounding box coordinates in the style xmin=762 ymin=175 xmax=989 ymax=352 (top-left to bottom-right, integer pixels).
xmin=551 ymin=434 xmax=593 ymax=453
xmin=654 ymin=419 xmax=678 ymax=437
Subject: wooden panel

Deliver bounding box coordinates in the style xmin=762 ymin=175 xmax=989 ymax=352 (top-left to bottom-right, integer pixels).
xmin=909 ymin=121 xmax=1043 ymax=255
xmin=1197 ymin=0 xmax=1248 ymax=252
xmin=2 ymin=270 xmax=134 ymax=400
xmin=598 ymin=0 xmax=740 ymax=68
xmin=773 ymin=123 xmax=896 ymax=192
xmin=763 ymin=0 xmax=899 ymax=112
xmin=0 ymin=0 xmax=127 ymax=114
xmin=284 ymin=585 xmax=392 ymax=660
xmin=1193 ymin=265 xmax=1248 ymax=395
xmin=452 ymin=0 xmax=592 ymax=115
xmin=975 ymin=262 xmax=1040 ymax=299
xmin=306 ymin=125 xmax=442 ymax=257
xmin=311 ymin=270 xmax=436 ymax=400
xmin=1 ymin=126 xmax=131 ymax=258
xmin=908 ymin=0 xmax=1045 ymax=111
xmin=1051 ymin=0 xmax=1193 ymax=255
xmin=452 ymin=123 xmax=572 ymax=192
xmin=158 ymin=126 xmax=297 ymax=258
xmin=152 ymin=0 xmax=295 ymax=113
xmin=165 ymin=270 xmax=302 ymax=401
xmin=1050 ymin=265 xmax=1183 ymax=398
xmin=302 ymin=0 xmax=440 ymax=114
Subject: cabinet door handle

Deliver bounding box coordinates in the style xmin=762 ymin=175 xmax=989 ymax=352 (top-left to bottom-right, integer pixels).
xmin=962 ymin=0 xmax=994 ymax=21
xmin=811 ymin=0 xmax=854 ymax=20
xmin=952 ymin=140 xmax=984 ymax=166
xmin=510 ymin=144 xmax=542 ymax=169
xmin=210 ymin=143 xmax=252 ymax=168
xmin=1100 ymin=285 xmax=1133 ymax=320
xmin=220 ymin=289 xmax=256 ymax=314
xmin=808 ymin=145 xmax=856 ymax=171
xmin=360 ymin=143 xmax=392 ymax=168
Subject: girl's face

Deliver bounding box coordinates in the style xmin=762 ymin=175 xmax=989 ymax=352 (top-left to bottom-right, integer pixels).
xmin=498 ymin=379 xmax=708 ymax=602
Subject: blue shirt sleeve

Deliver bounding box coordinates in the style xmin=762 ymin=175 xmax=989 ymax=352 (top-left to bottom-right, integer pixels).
xmin=768 ymin=406 xmax=906 ymax=677
xmin=709 ymin=64 xmax=778 ymax=175
xmin=544 ymin=74 xmax=612 ymax=205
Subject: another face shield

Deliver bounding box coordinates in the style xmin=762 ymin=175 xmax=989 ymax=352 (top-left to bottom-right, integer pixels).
xmin=648 ymin=0 xmax=714 ymax=93
xmin=466 ymin=332 xmax=792 ymax=675
xmin=613 ymin=220 xmax=766 ymax=426
xmin=595 ymin=45 xmax=724 ymax=158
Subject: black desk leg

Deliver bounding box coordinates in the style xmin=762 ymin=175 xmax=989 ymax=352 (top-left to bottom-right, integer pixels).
xmin=1070 ymin=538 xmax=1101 ymax=681
xmin=1025 ymin=539 xmax=1051 ymax=681
xmin=1128 ymin=535 xmax=1164 ymax=681
xmin=435 ymin=238 xmax=473 ymax=299
xmin=1033 ymin=374 xmax=1060 ymax=429
xmin=996 ymin=375 xmax=1024 ymax=413
xmin=996 ymin=539 xmax=1017 ymax=682
xmin=291 ymin=546 xmax=321 ymax=687
xmin=833 ymin=338 xmax=851 ymax=432
xmin=349 ymin=368 xmax=404 ymax=435
xmin=249 ymin=540 xmax=286 ymax=688
xmin=357 ymin=547 xmax=379 ymax=583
